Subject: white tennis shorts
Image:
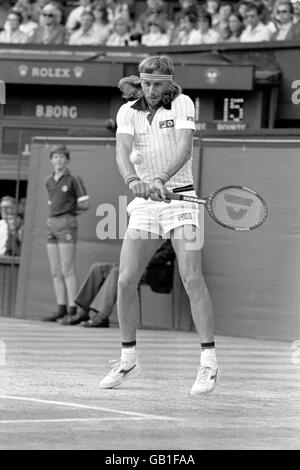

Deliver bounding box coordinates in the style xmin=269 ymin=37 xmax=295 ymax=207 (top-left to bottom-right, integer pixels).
xmin=127 ymin=191 xmax=204 ymax=245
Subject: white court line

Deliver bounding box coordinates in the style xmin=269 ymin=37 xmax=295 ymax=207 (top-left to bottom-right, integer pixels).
xmin=0 ymin=417 xmax=153 ymax=424
xmin=0 ymin=395 xmax=177 ymax=421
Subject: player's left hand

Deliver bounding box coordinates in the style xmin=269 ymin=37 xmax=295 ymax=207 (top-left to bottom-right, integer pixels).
xmin=150 ymin=179 xmax=171 ymax=203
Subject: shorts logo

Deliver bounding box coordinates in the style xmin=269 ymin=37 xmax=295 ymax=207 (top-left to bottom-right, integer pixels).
xmin=61 ymin=185 xmax=68 ymax=192
xmin=159 ymin=119 xmax=174 ymax=129
xmin=177 ymin=212 xmax=192 ymax=221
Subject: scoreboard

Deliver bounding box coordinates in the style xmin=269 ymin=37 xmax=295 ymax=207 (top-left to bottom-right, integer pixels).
xmin=190 ymin=90 xmax=268 ymax=131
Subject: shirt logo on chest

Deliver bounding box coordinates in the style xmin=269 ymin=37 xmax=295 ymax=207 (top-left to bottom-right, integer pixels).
xmin=159 ymin=119 xmax=174 ymax=129
xmin=61 ymin=185 xmax=68 ymax=192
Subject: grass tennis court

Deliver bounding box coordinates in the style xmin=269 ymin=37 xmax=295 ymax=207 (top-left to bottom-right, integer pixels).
xmin=0 ymin=317 xmax=299 ymax=450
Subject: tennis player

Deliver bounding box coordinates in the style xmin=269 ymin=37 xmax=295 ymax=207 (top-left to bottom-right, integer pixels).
xmin=99 ymin=55 xmax=218 ymax=396
xmin=43 ymin=144 xmax=89 ymax=323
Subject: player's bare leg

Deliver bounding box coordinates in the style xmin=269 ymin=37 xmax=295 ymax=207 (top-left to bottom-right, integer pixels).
xmin=171 ymin=225 xmax=219 ymax=395
xmin=99 ymin=228 xmax=161 ymax=389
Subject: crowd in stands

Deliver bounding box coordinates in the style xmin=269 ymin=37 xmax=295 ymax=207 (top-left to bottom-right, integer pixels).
xmin=0 ymin=0 xmax=299 ymax=46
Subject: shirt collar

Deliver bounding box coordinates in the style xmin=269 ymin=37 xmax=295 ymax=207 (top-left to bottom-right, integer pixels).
xmin=52 ymin=168 xmax=70 ymax=180
xmin=130 ymin=96 xmax=171 ymax=111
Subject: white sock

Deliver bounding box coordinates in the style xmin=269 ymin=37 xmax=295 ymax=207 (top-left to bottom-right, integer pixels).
xmin=121 ymin=346 xmax=137 ymax=365
xmin=200 ymin=348 xmax=218 ymax=369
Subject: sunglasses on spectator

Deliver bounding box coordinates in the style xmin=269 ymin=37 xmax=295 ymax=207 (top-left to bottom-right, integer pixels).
xmin=43 ymin=12 xmax=54 ymax=17
xmin=277 ymin=9 xmax=289 ymax=13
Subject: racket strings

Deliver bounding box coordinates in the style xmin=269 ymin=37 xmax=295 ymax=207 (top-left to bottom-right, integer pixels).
xmin=209 ymin=187 xmax=267 ymax=230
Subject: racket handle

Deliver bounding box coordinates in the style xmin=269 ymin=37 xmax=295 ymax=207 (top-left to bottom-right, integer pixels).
xmin=166 ymin=192 xmax=183 ymax=201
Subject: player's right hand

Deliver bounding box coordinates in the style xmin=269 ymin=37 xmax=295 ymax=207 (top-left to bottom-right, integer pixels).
xmin=128 ymin=180 xmax=152 ymax=199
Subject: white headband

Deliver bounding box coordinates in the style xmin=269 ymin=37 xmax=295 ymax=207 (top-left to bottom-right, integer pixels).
xmin=140 ymin=73 xmax=173 ymax=81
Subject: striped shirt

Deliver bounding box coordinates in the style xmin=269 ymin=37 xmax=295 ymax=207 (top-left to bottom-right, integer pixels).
xmin=45 ymin=169 xmax=89 ymax=217
xmin=116 ymin=93 xmax=195 ymax=190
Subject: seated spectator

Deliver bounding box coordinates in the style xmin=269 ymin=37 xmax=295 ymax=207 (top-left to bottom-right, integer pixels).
xmin=105 ymin=14 xmax=138 ymax=46
xmin=52 ymin=240 xmax=176 ymax=327
xmin=225 ymin=12 xmax=245 ymax=41
xmin=240 ymin=1 xmax=272 ymax=41
xmin=237 ymin=0 xmax=252 ymax=20
xmin=65 ymin=0 xmax=93 ymax=33
xmin=135 ymin=0 xmax=172 ymax=36
xmin=171 ymin=9 xmax=202 ymax=45
xmin=214 ymin=1 xmax=233 ymax=36
xmin=105 ymin=0 xmax=132 ymax=24
xmin=198 ymin=11 xmax=221 ymax=43
xmin=205 ymin=0 xmax=221 ymax=28
xmin=0 ymin=10 xmax=28 ymax=43
xmin=17 ymin=197 xmax=26 ymax=218
xmin=30 ymin=0 xmax=52 ymax=23
xmin=294 ymin=0 xmax=300 ymax=24
xmin=141 ymin=15 xmax=170 ymax=45
xmin=27 ymin=3 xmax=66 ymax=44
xmin=68 ymin=10 xmax=101 ymax=45
xmin=92 ymin=0 xmax=112 ymax=44
xmin=0 ymin=196 xmax=17 ymax=220
xmin=170 ymin=0 xmax=199 ymax=43
xmin=271 ymin=0 xmax=300 ymax=39
xmin=12 ymin=0 xmax=38 ymax=38
xmin=0 ymin=196 xmax=23 ymax=257
xmin=0 ymin=0 xmax=11 ymax=31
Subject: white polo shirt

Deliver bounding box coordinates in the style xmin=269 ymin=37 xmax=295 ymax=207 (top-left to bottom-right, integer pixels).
xmin=116 ymin=94 xmax=195 ymax=190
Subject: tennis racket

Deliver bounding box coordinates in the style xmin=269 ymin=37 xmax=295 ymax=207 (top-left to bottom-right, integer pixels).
xmin=168 ymin=184 xmax=268 ymax=231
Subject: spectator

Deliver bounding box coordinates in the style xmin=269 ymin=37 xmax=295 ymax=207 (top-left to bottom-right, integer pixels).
xmin=30 ymin=0 xmax=53 ymax=23
xmin=141 ymin=15 xmax=170 ymax=45
xmin=28 ymin=3 xmax=66 ymax=44
xmin=65 ymin=0 xmax=93 ymax=32
xmin=237 ymin=0 xmax=252 ymax=20
xmin=17 ymin=197 xmax=26 ymax=218
xmin=0 ymin=196 xmax=23 ymax=256
xmin=68 ymin=10 xmax=101 ymax=45
xmin=214 ymin=1 xmax=233 ymax=36
xmin=92 ymin=0 xmax=112 ymax=44
xmin=0 ymin=196 xmax=17 ymax=220
xmin=171 ymin=9 xmax=201 ymax=44
xmin=12 ymin=0 xmax=38 ymax=38
xmin=293 ymin=0 xmax=300 ymax=24
xmin=105 ymin=0 xmax=131 ymax=24
xmin=105 ymin=14 xmax=137 ymax=46
xmin=43 ymin=143 xmax=90 ymax=324
xmin=225 ymin=11 xmax=245 ymax=41
xmin=240 ymin=1 xmax=272 ymax=41
xmin=271 ymin=0 xmax=300 ymax=38
xmin=67 ymin=262 xmax=119 ymax=327
xmin=135 ymin=0 xmax=172 ymax=35
xmin=170 ymin=0 xmax=199 ymax=42
xmin=205 ymin=0 xmax=221 ymax=27
xmin=0 ymin=9 xmax=28 ymax=43
xmin=198 ymin=11 xmax=221 ymax=43
xmin=0 ymin=0 xmax=11 ymax=31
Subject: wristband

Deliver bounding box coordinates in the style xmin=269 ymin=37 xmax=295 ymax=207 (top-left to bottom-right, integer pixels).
xmin=154 ymin=171 xmax=170 ymax=185
xmin=125 ymin=175 xmax=141 ymax=187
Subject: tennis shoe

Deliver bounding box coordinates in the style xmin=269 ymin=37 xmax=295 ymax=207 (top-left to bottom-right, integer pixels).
xmin=191 ymin=365 xmax=218 ymax=396
xmin=99 ymin=358 xmax=141 ymax=389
